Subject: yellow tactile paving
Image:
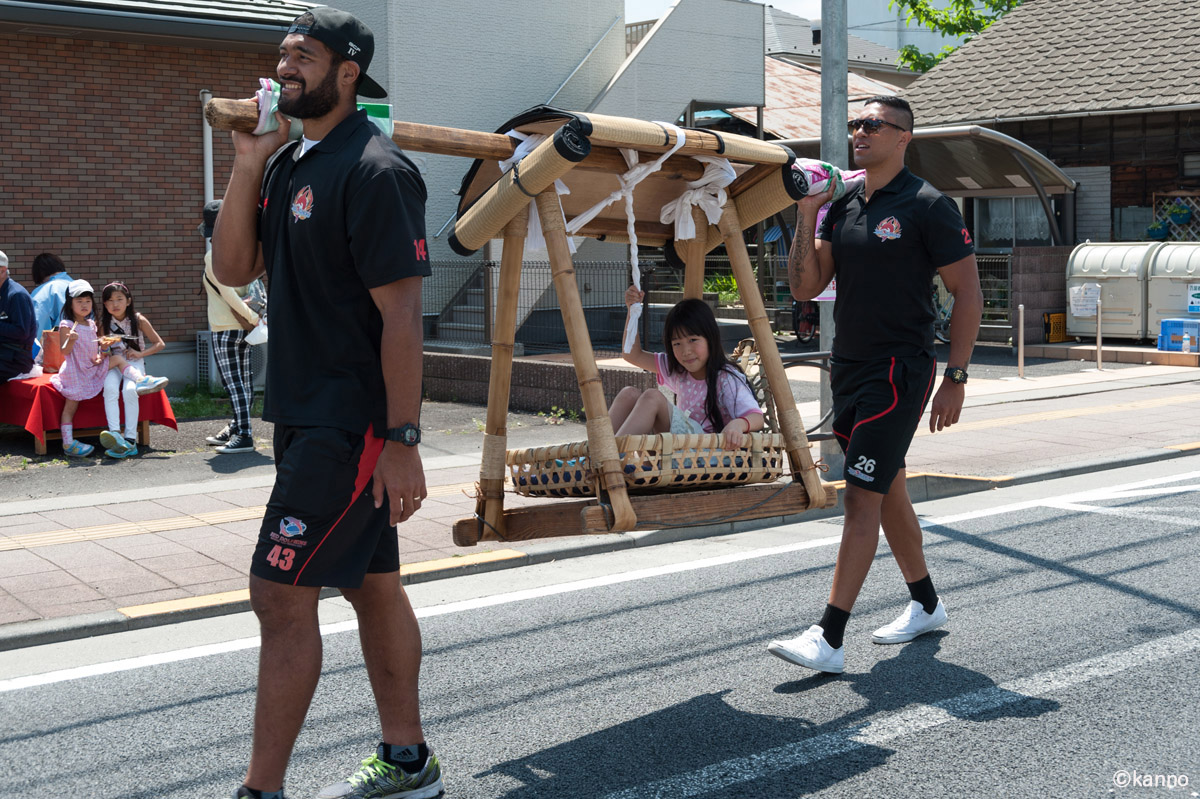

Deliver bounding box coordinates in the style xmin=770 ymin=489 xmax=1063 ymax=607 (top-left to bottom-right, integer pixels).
xmin=400 ymin=548 xmax=527 ymax=576
xmin=120 ymin=589 xmax=251 ymax=618
xmin=0 ymin=481 xmax=480 ymax=552
xmin=115 ymin=549 xmax=529 ymax=619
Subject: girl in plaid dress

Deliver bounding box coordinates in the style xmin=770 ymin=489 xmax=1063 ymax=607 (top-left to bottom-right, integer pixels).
xmin=49 ymin=280 xmax=167 ymax=457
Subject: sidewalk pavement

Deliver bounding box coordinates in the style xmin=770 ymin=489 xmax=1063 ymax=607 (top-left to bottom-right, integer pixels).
xmin=1 ymin=358 xmax=1198 ymax=650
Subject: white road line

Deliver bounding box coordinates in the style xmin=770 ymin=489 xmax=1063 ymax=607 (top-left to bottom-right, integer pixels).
xmin=0 ymin=535 xmax=842 ymax=693
xmin=600 ymin=627 xmax=1200 ymax=799
xmin=1041 ymin=501 xmax=1197 ymax=526
xmin=923 ymin=470 xmax=1200 ymax=527
xmin=5 ymin=468 xmax=1198 ymax=694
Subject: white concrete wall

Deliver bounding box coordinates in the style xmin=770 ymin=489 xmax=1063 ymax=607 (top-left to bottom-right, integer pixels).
xmin=340 ymin=0 xmax=625 ymax=266
xmin=591 ymin=0 xmax=764 ymax=120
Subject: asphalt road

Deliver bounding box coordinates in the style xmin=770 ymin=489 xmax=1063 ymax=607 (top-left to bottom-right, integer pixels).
xmin=1 ymin=458 xmax=1196 ymax=798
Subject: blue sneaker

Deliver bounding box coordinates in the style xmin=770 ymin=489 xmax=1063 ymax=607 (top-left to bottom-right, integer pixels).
xmin=133 ymin=374 xmax=169 ymax=395
xmin=63 ymin=440 xmax=94 ymax=457
xmin=105 ymin=443 xmax=138 ymax=459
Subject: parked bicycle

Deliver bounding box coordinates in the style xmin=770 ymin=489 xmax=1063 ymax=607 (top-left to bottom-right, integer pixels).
xmin=933 ymin=282 xmax=955 ymax=344
xmin=792 ymin=299 xmax=820 ymax=344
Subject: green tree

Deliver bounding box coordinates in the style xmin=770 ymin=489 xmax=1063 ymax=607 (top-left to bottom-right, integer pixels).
xmin=889 ymin=0 xmax=1022 ymax=72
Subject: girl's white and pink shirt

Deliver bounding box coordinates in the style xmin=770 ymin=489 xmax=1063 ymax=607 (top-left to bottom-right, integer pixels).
xmin=654 ymin=352 xmax=761 ymax=433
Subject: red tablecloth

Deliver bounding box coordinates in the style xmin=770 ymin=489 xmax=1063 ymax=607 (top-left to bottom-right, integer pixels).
xmin=0 ymin=373 xmax=177 ymax=443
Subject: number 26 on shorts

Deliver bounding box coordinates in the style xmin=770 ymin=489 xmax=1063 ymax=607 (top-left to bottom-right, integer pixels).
xmin=854 ymin=456 xmax=876 ymax=474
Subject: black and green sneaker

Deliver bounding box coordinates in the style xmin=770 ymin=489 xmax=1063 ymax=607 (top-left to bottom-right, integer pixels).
xmin=317 ymin=745 xmax=443 ymax=799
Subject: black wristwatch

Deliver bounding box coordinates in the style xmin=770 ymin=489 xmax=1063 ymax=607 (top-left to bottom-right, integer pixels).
xmin=944 ymin=366 xmax=969 ymax=385
xmin=385 ymin=423 xmax=421 ymax=446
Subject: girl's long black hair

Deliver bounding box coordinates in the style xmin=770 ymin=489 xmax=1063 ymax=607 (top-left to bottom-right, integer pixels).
xmin=100 ymin=282 xmax=142 ymax=351
xmin=662 ymin=298 xmax=747 ymax=432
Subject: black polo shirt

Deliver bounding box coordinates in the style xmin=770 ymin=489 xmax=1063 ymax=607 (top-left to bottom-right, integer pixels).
xmin=259 ymin=109 xmax=430 ymax=435
xmin=817 ymin=167 xmax=973 ymax=360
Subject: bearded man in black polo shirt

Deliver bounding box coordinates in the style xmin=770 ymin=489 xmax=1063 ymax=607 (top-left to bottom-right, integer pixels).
xmin=769 ymin=96 xmax=983 ymax=674
xmin=211 ymin=7 xmax=442 ymax=799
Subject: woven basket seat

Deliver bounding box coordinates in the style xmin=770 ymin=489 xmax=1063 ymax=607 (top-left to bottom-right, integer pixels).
xmin=507 ymin=431 xmax=788 ymax=498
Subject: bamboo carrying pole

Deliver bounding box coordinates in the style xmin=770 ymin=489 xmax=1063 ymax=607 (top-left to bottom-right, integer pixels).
xmin=462 ymin=207 xmax=530 ymax=546
xmin=717 ymin=200 xmax=825 ymax=509
xmin=203 ymin=98 xmax=707 ymax=181
xmin=534 ymin=190 xmax=637 ymax=532
xmin=682 ymin=205 xmax=709 ymax=300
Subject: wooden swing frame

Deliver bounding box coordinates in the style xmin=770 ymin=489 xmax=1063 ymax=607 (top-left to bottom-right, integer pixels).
xmin=204 ymin=99 xmax=836 ymax=546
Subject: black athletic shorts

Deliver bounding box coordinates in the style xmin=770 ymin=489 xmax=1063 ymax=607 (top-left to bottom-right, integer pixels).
xmin=251 ymin=425 xmax=399 ymax=588
xmin=830 ymin=353 xmax=937 ymax=494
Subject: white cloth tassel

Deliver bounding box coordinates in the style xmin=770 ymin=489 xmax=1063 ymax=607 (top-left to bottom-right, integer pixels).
xmin=558 ymin=123 xmax=687 ymax=353
xmin=659 ymin=155 xmax=736 ymax=240
xmin=500 ymin=130 xmax=575 ymax=254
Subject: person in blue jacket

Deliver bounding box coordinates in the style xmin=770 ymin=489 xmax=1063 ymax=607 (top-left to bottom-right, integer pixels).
xmin=0 ymin=250 xmax=38 ymax=381
xmin=29 ymin=252 xmax=74 ymax=359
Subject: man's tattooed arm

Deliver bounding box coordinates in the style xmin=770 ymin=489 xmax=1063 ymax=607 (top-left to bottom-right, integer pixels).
xmin=788 ymin=215 xmax=813 ymax=296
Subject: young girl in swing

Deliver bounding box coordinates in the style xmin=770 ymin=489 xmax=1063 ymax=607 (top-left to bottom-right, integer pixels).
xmin=50 ymin=280 xmax=168 ymax=457
xmin=610 ymin=285 xmax=764 ymax=448
xmin=98 ymin=281 xmax=166 ymax=458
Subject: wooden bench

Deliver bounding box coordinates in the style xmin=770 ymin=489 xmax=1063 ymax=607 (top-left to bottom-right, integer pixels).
xmin=0 ymin=373 xmax=176 ymax=455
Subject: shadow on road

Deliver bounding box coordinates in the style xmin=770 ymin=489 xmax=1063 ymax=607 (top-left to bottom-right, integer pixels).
xmin=479 ymin=634 xmax=1058 ymax=797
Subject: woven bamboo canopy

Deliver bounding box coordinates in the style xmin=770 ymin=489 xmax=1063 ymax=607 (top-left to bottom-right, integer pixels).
xmin=203 ymin=99 xmax=835 ymax=543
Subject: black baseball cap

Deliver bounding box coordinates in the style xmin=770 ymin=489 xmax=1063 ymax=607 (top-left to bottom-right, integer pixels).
xmin=288 ymin=7 xmax=387 ymax=99
xmin=200 ymin=199 xmax=222 ymax=238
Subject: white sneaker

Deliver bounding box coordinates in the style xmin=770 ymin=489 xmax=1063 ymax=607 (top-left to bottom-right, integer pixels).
xmin=872 ymin=598 xmax=947 ymax=644
xmin=768 ymin=625 xmax=844 ymax=673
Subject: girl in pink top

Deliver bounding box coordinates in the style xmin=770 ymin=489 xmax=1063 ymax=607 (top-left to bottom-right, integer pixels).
xmin=49 ymin=280 xmax=168 ymax=457
xmin=610 ymin=285 xmax=764 ymax=449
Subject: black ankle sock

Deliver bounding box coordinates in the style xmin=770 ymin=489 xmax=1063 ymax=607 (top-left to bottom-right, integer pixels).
xmin=237 ymin=787 xmax=284 ymax=799
xmin=818 ymin=604 xmax=851 ymax=649
xmin=907 ymin=574 xmax=939 ymax=614
xmin=381 ymin=741 xmax=429 ymax=774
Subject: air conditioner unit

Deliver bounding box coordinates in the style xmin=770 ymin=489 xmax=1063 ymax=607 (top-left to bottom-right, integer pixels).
xmin=195 ymin=331 xmax=267 ymax=393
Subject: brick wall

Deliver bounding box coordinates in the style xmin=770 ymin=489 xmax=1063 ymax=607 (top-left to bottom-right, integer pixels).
xmin=423 ymin=352 xmax=656 ymax=414
xmin=0 ymin=33 xmax=278 ymax=344
xmin=1010 ymin=246 xmax=1074 ymax=345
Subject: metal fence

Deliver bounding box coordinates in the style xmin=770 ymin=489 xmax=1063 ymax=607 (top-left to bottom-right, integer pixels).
xmin=976 ymin=254 xmax=1012 ymax=329
xmin=426 ymin=252 xmax=1012 ymax=352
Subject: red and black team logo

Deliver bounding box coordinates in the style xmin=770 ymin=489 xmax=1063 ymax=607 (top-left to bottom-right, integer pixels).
xmin=414 ymin=238 xmax=428 ymax=261
xmin=962 ymin=227 xmax=973 ymax=245
xmin=291 ymin=186 xmax=314 ymax=221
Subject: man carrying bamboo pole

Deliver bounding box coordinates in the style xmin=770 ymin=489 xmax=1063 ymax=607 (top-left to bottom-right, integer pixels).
xmin=769 ymin=96 xmax=983 ymax=674
xmin=211 ymin=7 xmax=442 ymax=798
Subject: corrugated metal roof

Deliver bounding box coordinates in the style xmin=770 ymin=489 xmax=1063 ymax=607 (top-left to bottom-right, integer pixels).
xmin=764 ymin=6 xmax=902 ymax=68
xmin=903 ymin=0 xmax=1200 ymax=123
xmin=1 ymin=0 xmax=308 ymax=26
xmin=726 ymin=56 xmax=902 ymax=140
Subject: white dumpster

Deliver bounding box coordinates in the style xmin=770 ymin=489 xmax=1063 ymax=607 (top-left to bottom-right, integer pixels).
xmin=1146 ymin=242 xmax=1200 ymax=341
xmin=1065 ymin=242 xmax=1160 ymax=341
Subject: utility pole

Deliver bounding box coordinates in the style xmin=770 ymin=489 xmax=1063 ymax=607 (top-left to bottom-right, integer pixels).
xmin=819 ymin=0 xmax=847 ymax=476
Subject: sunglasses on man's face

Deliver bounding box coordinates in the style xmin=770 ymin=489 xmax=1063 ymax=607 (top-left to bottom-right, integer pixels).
xmin=848 ymin=117 xmax=909 ymax=135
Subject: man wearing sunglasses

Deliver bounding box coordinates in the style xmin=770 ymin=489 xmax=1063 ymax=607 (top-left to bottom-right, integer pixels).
xmin=770 ymin=95 xmax=983 ymax=674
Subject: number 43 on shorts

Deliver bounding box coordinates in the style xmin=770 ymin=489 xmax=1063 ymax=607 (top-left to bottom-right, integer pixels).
xmin=266 ymin=544 xmax=295 ymax=571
